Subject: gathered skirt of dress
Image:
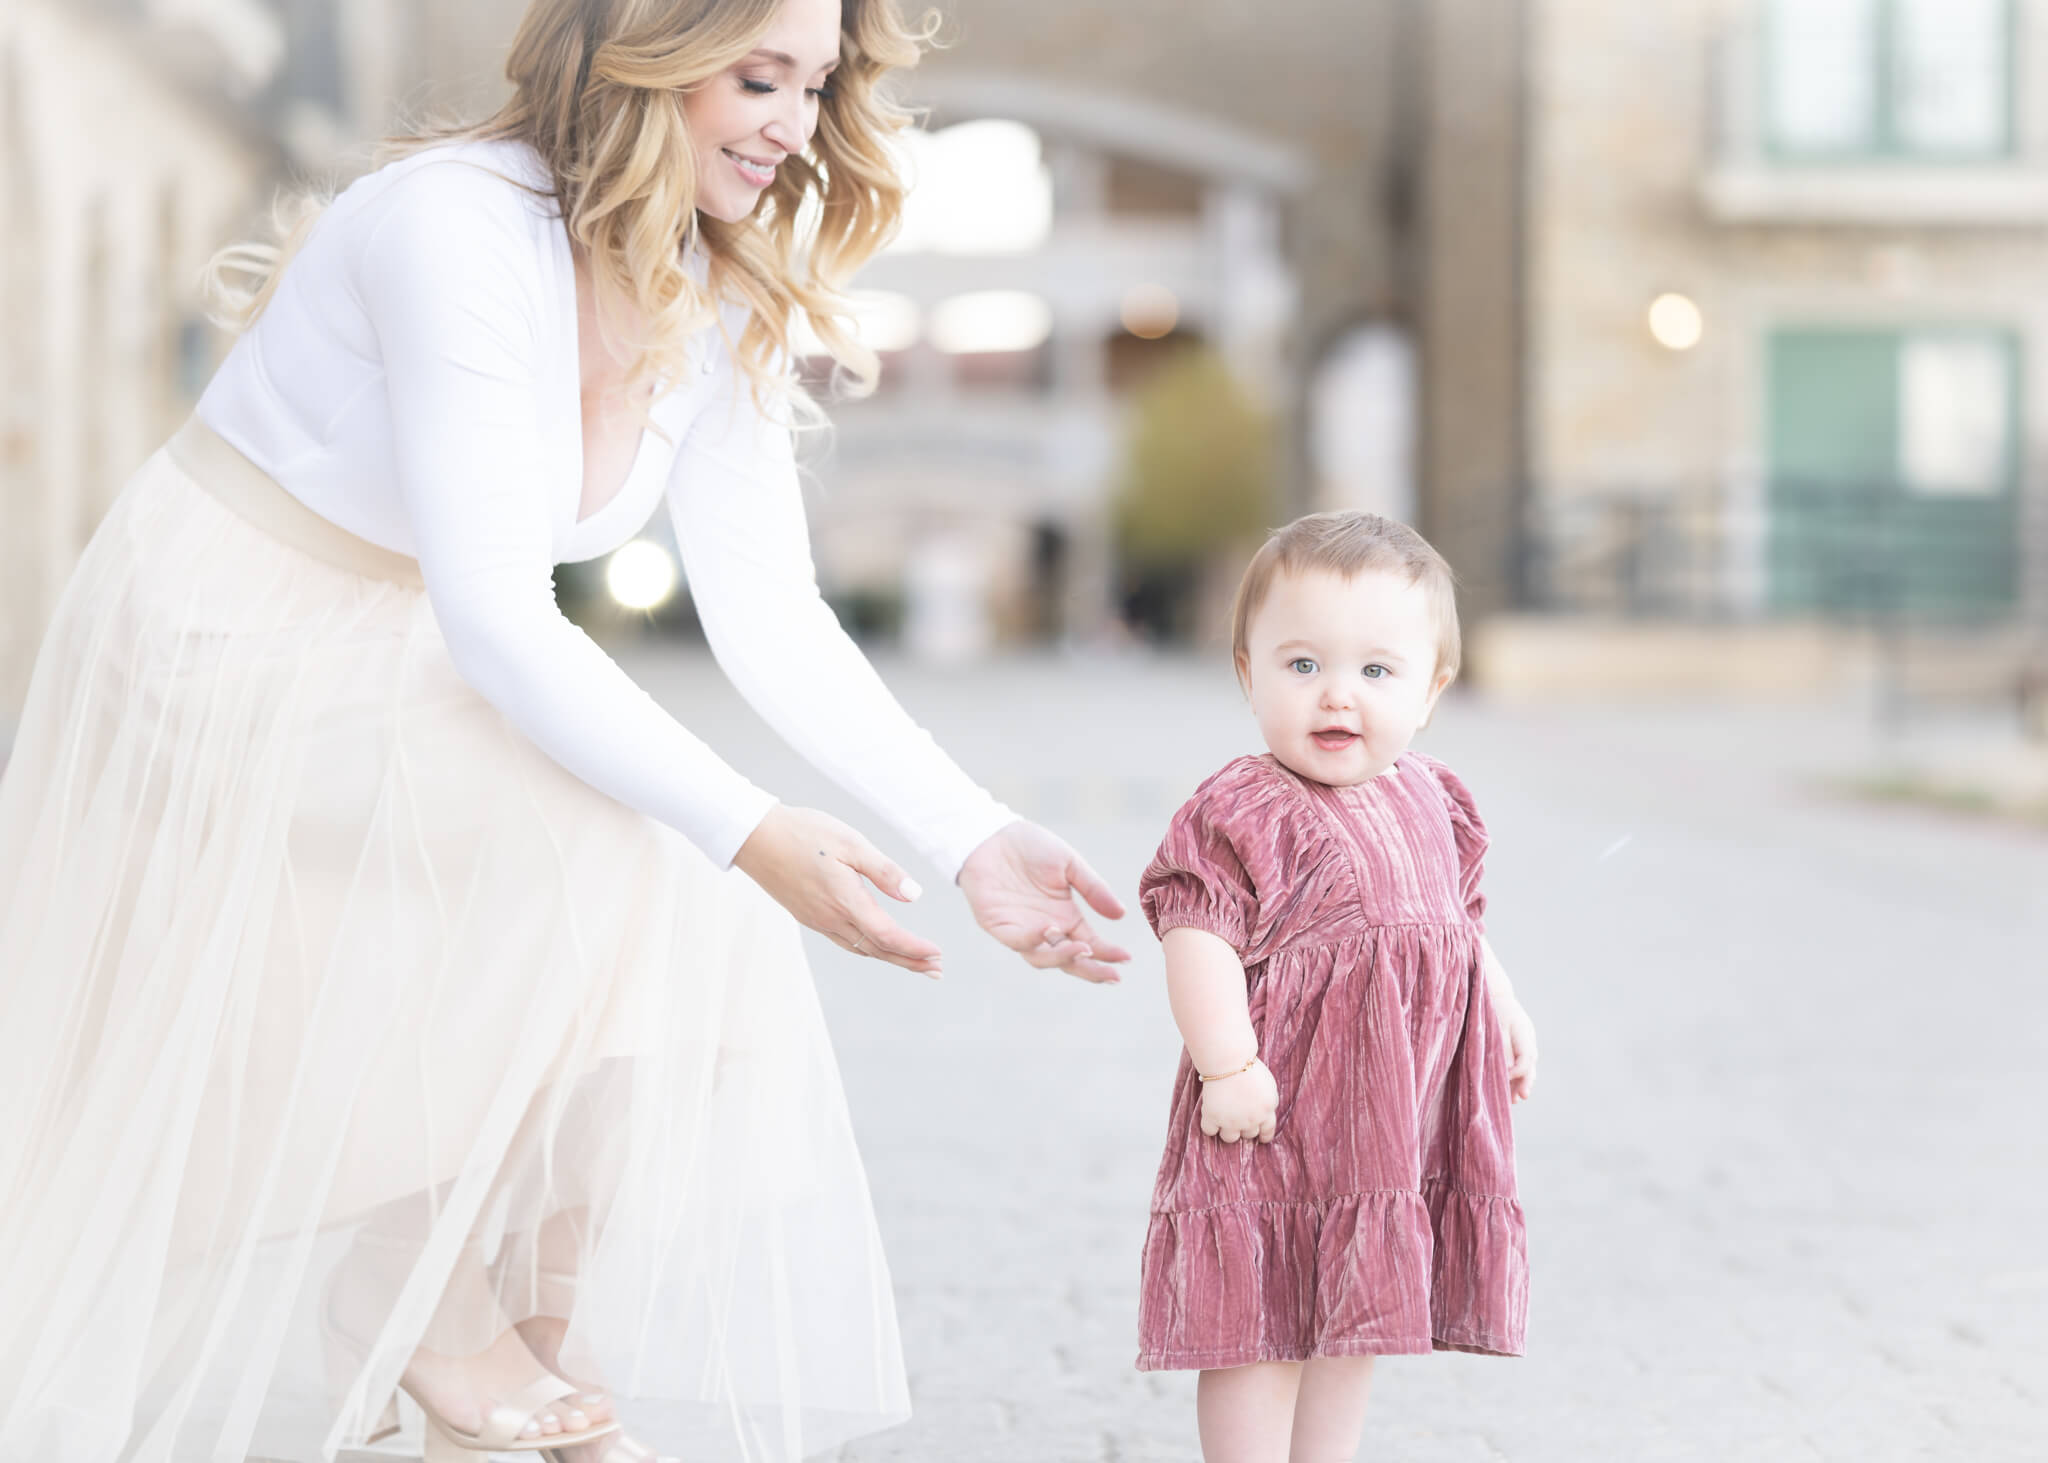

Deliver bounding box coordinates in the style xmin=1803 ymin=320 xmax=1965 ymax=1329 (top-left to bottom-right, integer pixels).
xmin=0 ymin=429 xmax=909 ymax=1462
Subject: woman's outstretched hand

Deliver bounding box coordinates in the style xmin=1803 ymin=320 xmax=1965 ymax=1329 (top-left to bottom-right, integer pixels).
xmin=956 ymin=819 xmax=1131 ymax=984
xmin=734 ymin=804 xmax=944 ymax=977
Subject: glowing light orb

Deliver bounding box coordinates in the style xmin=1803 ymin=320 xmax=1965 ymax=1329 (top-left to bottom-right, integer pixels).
xmin=1648 ymin=292 xmax=1705 ymax=352
xmin=606 ymin=540 xmax=678 ymax=611
xmin=1121 ymin=283 xmax=1181 ymax=340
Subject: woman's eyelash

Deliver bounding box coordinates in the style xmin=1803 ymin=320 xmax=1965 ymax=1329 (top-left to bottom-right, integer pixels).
xmin=740 ymin=78 xmax=834 ymax=100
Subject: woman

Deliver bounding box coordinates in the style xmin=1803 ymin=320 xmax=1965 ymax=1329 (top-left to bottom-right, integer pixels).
xmin=0 ymin=1 xmax=1127 ymax=1459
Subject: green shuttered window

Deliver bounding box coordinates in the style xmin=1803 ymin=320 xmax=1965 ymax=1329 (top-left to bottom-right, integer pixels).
xmin=1767 ymin=327 xmax=2020 ymax=617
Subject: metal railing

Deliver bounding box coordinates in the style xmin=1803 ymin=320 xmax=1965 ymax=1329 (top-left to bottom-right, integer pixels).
xmin=1515 ymin=475 xmax=2048 ymax=717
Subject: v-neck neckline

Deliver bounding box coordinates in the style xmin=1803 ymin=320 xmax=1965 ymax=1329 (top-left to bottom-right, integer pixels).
xmin=563 ymin=237 xmax=658 ymax=529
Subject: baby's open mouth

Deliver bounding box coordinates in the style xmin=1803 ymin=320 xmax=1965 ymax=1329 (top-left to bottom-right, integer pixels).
xmin=1311 ymin=729 xmax=1358 ymax=749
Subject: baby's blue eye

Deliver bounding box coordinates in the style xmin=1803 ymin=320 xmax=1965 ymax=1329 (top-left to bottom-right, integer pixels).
xmin=1289 ymin=658 xmax=1318 ymax=675
xmin=1363 ymin=664 xmax=1389 ymax=679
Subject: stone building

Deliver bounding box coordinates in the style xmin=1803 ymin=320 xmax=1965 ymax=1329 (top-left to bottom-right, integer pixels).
xmin=348 ymin=0 xmax=1533 ymax=636
xmin=0 ymin=0 xmax=498 ymax=728
xmin=1 ymin=0 xmax=1532 ymax=718
xmin=1511 ymin=0 xmax=2048 ymax=695
xmin=0 ymin=1 xmax=273 ymax=718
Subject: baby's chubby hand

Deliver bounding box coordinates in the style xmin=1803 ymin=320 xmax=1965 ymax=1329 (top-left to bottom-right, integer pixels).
xmin=1199 ymin=1058 xmax=1279 ymax=1144
xmin=1496 ymin=998 xmax=1538 ymax=1104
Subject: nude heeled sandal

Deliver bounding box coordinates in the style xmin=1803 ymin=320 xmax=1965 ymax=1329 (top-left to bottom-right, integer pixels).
xmin=412 ymin=1371 xmax=622 ymax=1463
xmin=522 ymin=1271 xmax=679 ymax=1463
xmin=543 ymin=1434 xmax=667 ymax=1463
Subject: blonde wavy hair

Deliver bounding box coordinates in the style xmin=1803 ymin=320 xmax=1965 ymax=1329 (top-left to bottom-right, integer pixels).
xmin=211 ymin=0 xmax=935 ymax=415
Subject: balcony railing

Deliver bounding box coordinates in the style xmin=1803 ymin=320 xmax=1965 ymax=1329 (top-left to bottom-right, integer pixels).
xmin=1515 ymin=475 xmax=2048 ymax=711
xmin=1520 ymin=477 xmax=2045 ymax=625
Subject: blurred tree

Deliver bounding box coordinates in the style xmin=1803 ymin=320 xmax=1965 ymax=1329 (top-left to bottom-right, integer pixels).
xmin=1113 ymin=346 xmax=1277 ymax=641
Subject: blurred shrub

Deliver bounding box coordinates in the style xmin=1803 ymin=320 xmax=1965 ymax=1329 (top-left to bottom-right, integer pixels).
xmin=1113 ymin=346 xmax=1277 ymax=640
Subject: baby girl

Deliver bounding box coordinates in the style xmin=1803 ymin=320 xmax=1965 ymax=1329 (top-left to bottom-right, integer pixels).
xmin=1136 ymin=511 xmax=1538 ymax=1462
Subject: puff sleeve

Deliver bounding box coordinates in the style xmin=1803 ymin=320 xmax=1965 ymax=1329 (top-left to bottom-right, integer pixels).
xmin=1428 ymin=759 xmax=1489 ymax=932
xmin=1138 ymin=757 xmax=1276 ymax=957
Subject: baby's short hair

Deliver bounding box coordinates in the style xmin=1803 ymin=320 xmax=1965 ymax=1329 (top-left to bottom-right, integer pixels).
xmin=1229 ymin=511 xmax=1462 ymax=684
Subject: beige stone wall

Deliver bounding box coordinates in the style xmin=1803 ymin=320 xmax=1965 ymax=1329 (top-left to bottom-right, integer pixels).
xmin=1530 ymin=0 xmax=2048 ymax=503
xmin=1418 ymin=0 xmax=1529 ymax=619
xmin=0 ymin=3 xmax=269 ymax=725
xmin=1530 ymin=0 xmax=1724 ymax=490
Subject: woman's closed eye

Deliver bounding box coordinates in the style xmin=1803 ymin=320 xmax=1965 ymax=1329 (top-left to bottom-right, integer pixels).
xmin=740 ymin=77 xmax=834 ymax=100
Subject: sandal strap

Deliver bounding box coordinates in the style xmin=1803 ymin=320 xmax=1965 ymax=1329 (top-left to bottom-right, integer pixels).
xmin=549 ymin=1435 xmax=664 ymax=1463
xmin=473 ymin=1371 xmax=579 ymax=1449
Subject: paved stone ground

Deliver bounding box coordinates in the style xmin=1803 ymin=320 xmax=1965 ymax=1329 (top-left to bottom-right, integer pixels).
xmin=623 ymin=646 xmax=2048 ymax=1463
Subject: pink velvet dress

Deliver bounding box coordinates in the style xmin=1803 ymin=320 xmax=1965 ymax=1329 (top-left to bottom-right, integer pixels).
xmin=1136 ymin=751 xmax=1527 ymax=1369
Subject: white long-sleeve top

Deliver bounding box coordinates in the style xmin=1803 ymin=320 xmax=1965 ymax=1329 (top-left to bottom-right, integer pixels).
xmin=196 ymin=137 xmax=1015 ymax=876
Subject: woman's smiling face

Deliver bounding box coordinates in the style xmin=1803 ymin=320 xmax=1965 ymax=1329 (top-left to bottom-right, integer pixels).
xmin=681 ymin=0 xmax=841 ymax=221
xmin=1236 ymin=566 xmax=1452 ymax=786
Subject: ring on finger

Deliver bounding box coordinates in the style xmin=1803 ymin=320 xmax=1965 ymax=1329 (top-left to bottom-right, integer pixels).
xmin=849 ymin=932 xmax=869 ymax=955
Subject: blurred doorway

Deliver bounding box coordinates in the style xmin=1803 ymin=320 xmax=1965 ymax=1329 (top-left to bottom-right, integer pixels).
xmin=1310 ymin=322 xmax=1418 ymax=525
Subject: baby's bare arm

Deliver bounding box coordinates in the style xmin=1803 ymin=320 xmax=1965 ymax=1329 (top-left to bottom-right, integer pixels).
xmin=1480 ymin=934 xmax=1515 ymax=1002
xmin=1480 ymin=935 xmax=1539 ymax=1103
xmin=1163 ymin=927 xmax=1278 ymax=1143
xmin=1162 ymin=927 xmax=1258 ymax=1074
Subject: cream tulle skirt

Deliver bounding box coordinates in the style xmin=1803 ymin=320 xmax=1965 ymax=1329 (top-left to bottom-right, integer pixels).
xmin=0 ymin=425 xmax=908 ymax=1461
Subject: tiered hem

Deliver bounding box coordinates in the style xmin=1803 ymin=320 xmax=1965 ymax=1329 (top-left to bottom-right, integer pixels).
xmin=1136 ymin=1180 xmax=1526 ymax=1371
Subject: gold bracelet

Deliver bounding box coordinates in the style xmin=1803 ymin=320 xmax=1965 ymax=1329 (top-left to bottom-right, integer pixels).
xmin=1198 ymin=1056 xmax=1259 ymax=1083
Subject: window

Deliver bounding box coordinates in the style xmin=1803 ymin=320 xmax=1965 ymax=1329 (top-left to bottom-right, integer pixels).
xmin=1766 ymin=326 xmax=2020 ymax=617
xmin=1899 ymin=336 xmax=2011 ymax=496
xmin=1766 ymin=0 xmax=2013 ymax=160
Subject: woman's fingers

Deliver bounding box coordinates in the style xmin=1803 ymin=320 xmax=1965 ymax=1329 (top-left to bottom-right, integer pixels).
xmin=1006 ymin=936 xmax=1121 ymax=985
xmin=842 ymin=837 xmax=920 ymax=903
xmin=1064 ymin=852 xmax=1127 ymax=921
xmin=1016 ymin=935 xmax=1089 ymax=968
xmin=840 ymin=907 xmax=943 ymax=975
xmin=1009 ymin=917 xmax=1129 ymax=984
xmin=1043 ymin=915 xmax=1132 ymax=967
xmin=1047 ymin=918 xmax=1126 ymax=982
xmin=806 ymin=827 xmax=939 ymax=972
xmin=1060 ymin=950 xmax=1124 ymax=985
